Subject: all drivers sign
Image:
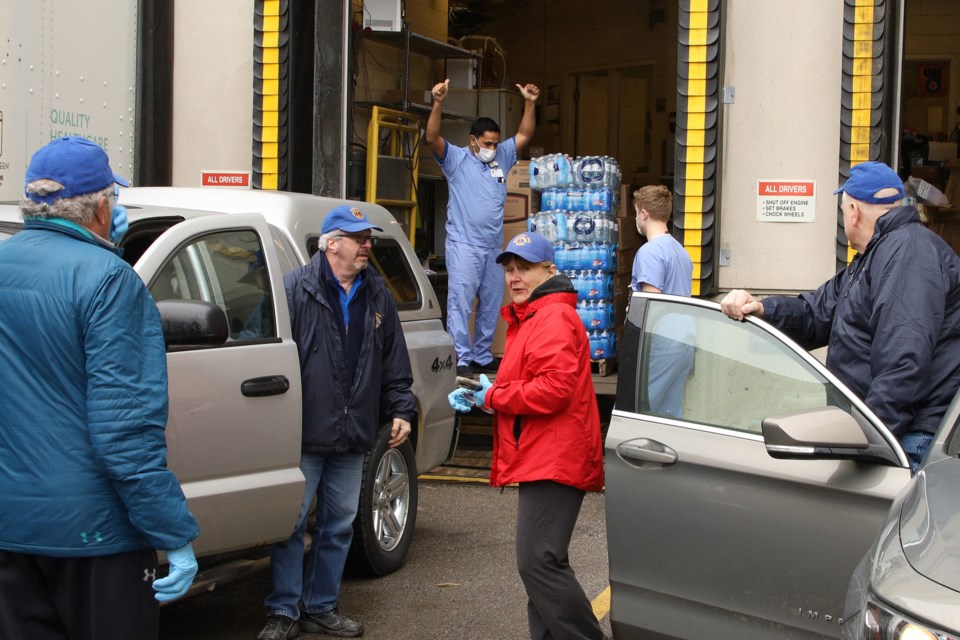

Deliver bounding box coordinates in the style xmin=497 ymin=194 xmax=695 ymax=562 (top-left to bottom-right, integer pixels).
xmin=756 ymin=180 xmax=816 ymax=222
xmin=201 ymin=171 xmax=251 ymax=188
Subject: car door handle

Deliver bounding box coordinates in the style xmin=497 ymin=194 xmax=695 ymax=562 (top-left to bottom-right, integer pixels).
xmin=616 ymin=439 xmax=678 ymax=466
xmin=241 ymin=375 xmax=290 ymax=397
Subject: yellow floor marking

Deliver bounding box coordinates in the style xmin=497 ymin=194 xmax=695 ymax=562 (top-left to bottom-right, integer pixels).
xmin=592 ymin=585 xmax=611 ymax=620
xmin=417 ymin=474 xmax=493 ymax=485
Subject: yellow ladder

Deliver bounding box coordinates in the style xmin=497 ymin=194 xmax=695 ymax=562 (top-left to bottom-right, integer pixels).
xmin=366 ymin=107 xmax=420 ymax=245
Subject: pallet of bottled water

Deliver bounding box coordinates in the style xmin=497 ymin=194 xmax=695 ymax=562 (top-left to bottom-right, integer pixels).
xmin=527 ymin=154 xmax=622 ymax=363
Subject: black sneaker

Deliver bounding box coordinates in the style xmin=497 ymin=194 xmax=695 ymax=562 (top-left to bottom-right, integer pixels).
xmin=301 ymin=608 xmax=364 ymax=637
xmin=470 ymin=359 xmax=499 ymax=374
xmin=456 ymin=364 xmax=474 ymax=376
xmin=257 ymin=615 xmax=300 ymax=640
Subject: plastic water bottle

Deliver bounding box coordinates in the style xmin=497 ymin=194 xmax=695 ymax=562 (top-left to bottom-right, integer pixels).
xmin=533 ymin=155 xmax=557 ymax=189
xmin=578 ymin=300 xmax=591 ymax=331
xmin=529 ymin=157 xmax=542 ymax=190
xmin=556 ymin=154 xmax=573 ymax=187
xmin=541 ymin=188 xmax=556 ymax=210
xmin=570 ymin=212 xmax=594 ymax=243
xmin=575 ymin=156 xmax=602 ymax=186
xmin=597 ymin=299 xmax=612 ymax=330
xmin=605 ymin=329 xmax=617 ymax=358
xmin=553 ymin=211 xmax=568 ymax=242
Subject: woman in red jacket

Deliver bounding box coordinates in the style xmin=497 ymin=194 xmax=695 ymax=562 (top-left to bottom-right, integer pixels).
xmin=449 ymin=231 xmax=605 ymax=640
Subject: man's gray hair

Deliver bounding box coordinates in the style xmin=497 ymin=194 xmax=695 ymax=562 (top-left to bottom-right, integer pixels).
xmin=317 ymin=231 xmax=338 ymax=253
xmin=20 ymin=180 xmax=114 ymax=224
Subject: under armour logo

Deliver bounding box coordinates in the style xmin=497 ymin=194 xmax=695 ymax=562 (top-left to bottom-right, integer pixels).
xmin=143 ymin=568 xmax=157 ymax=582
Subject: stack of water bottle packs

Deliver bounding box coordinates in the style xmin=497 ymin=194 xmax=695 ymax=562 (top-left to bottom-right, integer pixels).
xmin=527 ymin=154 xmax=622 ymax=360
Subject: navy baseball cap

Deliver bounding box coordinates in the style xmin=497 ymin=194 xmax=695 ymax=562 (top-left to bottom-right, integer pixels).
xmin=24 ymin=137 xmax=128 ymax=204
xmin=496 ymin=232 xmax=556 ymax=265
xmin=321 ymin=205 xmax=384 ymax=234
xmin=834 ymin=161 xmax=904 ymax=204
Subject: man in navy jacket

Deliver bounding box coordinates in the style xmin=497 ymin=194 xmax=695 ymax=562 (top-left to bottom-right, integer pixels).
xmin=259 ymin=205 xmax=415 ymax=640
xmin=0 ymin=137 xmax=199 ymax=639
xmin=722 ymin=161 xmax=960 ymax=471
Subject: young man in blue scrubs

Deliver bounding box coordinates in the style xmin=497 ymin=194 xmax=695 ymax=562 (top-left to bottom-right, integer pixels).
xmin=426 ymin=78 xmax=540 ymax=376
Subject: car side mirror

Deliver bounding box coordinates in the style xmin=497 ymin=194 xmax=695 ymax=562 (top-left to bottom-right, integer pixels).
xmin=157 ymin=299 xmax=229 ymax=348
xmin=762 ymin=407 xmax=869 ymax=459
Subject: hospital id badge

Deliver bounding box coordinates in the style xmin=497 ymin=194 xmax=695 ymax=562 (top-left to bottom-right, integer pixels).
xmin=489 ymin=166 xmax=504 ymax=179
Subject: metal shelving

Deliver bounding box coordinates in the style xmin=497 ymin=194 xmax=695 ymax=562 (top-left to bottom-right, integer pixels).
xmin=361 ymin=24 xmax=482 ymax=120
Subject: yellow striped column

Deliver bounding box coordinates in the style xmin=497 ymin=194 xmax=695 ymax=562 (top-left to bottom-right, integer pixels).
xmin=676 ymin=0 xmax=721 ymax=296
xmin=838 ymin=0 xmax=886 ymax=265
xmin=254 ymin=0 xmax=288 ymax=190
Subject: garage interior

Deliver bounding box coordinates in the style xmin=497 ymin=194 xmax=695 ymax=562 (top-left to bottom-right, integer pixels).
xmin=345 ymin=0 xmax=958 ymax=260
xmin=335 ymin=0 xmax=960 ymax=478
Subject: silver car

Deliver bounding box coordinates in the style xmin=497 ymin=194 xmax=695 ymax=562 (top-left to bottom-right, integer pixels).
xmin=605 ymin=292 xmax=960 ymax=639
xmin=0 ymin=188 xmax=457 ymax=591
xmin=842 ymin=394 xmax=960 ymax=640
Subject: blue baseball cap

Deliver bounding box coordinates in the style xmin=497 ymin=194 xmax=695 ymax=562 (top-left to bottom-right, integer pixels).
xmin=496 ymin=232 xmax=556 ymax=265
xmin=24 ymin=137 xmax=128 ymax=204
xmin=321 ymin=205 xmax=384 ymax=234
xmin=834 ymin=161 xmax=904 ymax=204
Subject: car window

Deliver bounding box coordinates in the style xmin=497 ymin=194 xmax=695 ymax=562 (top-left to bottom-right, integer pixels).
xmin=149 ymin=229 xmax=276 ymax=344
xmin=626 ymin=298 xmax=851 ymax=434
xmin=306 ymin=235 xmax=421 ymax=310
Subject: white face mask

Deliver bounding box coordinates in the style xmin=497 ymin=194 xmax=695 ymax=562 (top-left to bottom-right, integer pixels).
xmin=476 ymin=146 xmax=496 ymax=164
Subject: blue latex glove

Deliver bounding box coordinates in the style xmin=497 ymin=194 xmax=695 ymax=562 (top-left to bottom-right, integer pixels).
xmin=448 ymin=388 xmax=473 ymax=413
xmin=153 ymin=543 xmax=198 ymax=603
xmin=109 ymin=203 xmax=128 ymax=244
xmin=474 ymin=374 xmax=493 ymax=409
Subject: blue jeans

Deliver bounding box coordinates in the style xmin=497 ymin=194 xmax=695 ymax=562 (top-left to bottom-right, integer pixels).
xmin=265 ymin=451 xmax=365 ymax=620
xmin=900 ymin=431 xmax=933 ymax=474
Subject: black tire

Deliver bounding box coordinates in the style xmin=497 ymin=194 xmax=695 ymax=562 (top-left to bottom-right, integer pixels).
xmin=350 ymin=425 xmax=418 ymax=576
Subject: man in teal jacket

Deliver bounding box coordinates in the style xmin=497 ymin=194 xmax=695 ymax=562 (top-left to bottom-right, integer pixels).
xmin=0 ymin=137 xmax=200 ymax=640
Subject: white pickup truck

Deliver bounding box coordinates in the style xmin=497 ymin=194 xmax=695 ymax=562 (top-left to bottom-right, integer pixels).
xmin=0 ymin=187 xmax=458 ymax=593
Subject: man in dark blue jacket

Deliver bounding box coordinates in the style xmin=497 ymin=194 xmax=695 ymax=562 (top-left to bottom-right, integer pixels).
xmin=259 ymin=206 xmax=415 ymax=640
xmin=722 ymin=161 xmax=960 ymax=471
xmin=0 ymin=137 xmax=200 ymax=639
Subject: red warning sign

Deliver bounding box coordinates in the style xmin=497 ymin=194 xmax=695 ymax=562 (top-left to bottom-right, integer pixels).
xmin=201 ymin=171 xmax=251 ymax=188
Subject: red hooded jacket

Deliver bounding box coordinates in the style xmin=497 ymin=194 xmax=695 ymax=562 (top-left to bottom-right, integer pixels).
xmin=486 ymin=275 xmax=604 ymax=491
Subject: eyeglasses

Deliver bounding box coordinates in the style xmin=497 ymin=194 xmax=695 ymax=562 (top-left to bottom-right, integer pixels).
xmin=334 ymin=234 xmax=377 ymax=246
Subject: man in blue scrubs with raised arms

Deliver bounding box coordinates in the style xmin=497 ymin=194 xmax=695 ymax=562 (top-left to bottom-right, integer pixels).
xmin=426 ymin=78 xmax=540 ymax=376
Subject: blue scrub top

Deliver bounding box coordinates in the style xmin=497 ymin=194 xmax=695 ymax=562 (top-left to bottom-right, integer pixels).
xmin=631 ymin=233 xmax=693 ymax=296
xmin=438 ymin=137 xmax=518 ymax=249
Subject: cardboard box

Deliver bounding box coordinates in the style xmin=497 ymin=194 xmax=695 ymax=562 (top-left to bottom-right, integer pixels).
xmin=616 ymin=218 xmax=643 ymax=250
xmin=910 ymin=166 xmax=946 ymax=189
xmin=507 ymin=160 xmax=540 ymax=217
xmin=504 ymin=192 xmax=530 ymax=223
xmin=617 ymin=245 xmax=639 ymax=276
xmin=507 ymin=161 xmax=531 ymax=190
xmin=617 ymin=184 xmax=634 ymax=218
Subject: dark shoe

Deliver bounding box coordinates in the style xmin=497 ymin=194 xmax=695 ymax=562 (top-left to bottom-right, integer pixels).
xmin=456 ymin=364 xmax=474 ymax=376
xmin=301 ymin=609 xmax=364 ymax=637
xmin=470 ymin=359 xmax=499 ymax=374
xmin=257 ymin=615 xmax=300 ymax=640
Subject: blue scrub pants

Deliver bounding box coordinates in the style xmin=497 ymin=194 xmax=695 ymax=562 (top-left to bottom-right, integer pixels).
xmin=446 ymin=238 xmax=504 ymax=367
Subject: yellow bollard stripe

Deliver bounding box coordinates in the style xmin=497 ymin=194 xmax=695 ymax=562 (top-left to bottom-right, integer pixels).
xmin=255 ymin=0 xmax=284 ymax=190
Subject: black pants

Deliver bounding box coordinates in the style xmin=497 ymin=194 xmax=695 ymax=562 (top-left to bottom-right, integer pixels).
xmin=516 ymin=481 xmax=605 ymax=640
xmin=0 ymin=548 xmax=159 ymax=640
